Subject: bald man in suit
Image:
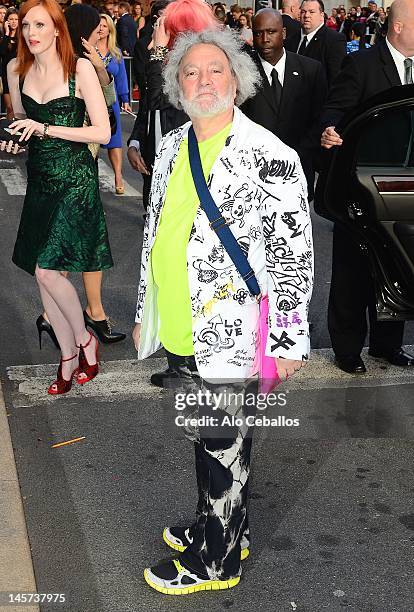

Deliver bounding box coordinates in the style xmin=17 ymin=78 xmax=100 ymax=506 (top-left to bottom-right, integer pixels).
xmin=281 ymin=0 xmax=301 ymax=41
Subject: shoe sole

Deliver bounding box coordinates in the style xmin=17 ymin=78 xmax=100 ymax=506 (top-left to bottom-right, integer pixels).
xmin=143 ymin=568 xmax=240 ymax=595
xmin=335 ymin=362 xmax=366 ymax=374
xmin=162 ymin=528 xmax=250 ymax=560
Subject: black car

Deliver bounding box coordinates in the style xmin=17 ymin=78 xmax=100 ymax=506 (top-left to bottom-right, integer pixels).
xmin=315 ymin=84 xmax=414 ymax=322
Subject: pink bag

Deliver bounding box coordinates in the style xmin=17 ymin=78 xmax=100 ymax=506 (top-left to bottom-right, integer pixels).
xmin=258 ymin=295 xmax=281 ymax=394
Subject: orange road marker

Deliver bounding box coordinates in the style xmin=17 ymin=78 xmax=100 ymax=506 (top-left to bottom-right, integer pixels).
xmin=51 ymin=436 xmax=86 ymax=448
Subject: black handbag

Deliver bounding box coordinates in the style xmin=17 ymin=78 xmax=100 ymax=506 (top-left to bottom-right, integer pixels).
xmin=0 ymin=118 xmax=30 ymax=145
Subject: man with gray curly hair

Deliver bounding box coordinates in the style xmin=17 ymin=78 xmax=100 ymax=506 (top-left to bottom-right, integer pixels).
xmin=133 ymin=27 xmax=313 ymax=595
xmin=162 ymin=28 xmax=259 ymax=110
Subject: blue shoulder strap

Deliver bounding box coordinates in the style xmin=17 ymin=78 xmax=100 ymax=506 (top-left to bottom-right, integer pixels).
xmin=188 ymin=125 xmax=261 ymax=298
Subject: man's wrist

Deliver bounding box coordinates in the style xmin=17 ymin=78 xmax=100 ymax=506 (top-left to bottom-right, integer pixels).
xmin=129 ymin=139 xmax=140 ymax=151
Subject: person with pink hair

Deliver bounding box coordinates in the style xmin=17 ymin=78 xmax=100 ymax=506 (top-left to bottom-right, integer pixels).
xmin=146 ymin=0 xmax=220 ymax=111
xmin=162 ymin=0 xmax=218 ymax=48
xmin=127 ymin=0 xmax=220 ymax=213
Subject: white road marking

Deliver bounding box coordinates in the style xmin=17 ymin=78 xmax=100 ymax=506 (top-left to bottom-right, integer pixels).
xmin=98 ymin=158 xmax=142 ymax=197
xmin=6 ymin=357 xmax=166 ymax=407
xmin=0 ymin=159 xmax=142 ymax=198
xmin=5 ymin=346 xmax=414 ymax=407
xmin=0 ymin=168 xmax=27 ymax=195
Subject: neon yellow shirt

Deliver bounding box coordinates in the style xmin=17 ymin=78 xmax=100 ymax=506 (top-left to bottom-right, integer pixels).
xmin=151 ymin=123 xmax=232 ymax=356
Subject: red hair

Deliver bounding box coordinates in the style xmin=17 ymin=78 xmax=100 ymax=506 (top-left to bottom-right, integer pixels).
xmin=16 ymin=0 xmax=76 ymax=80
xmin=163 ymin=0 xmax=219 ymax=49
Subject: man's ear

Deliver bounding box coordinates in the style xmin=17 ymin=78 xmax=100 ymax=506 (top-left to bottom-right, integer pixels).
xmin=282 ymin=27 xmax=286 ymax=40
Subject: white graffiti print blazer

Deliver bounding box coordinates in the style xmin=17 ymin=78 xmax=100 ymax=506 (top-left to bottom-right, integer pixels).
xmin=136 ymin=107 xmax=314 ymax=380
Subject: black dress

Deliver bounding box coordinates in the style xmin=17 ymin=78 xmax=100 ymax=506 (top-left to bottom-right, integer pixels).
xmin=0 ymin=34 xmax=17 ymax=94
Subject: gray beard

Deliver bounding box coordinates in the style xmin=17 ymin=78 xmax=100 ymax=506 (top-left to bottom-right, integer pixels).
xmin=179 ymin=91 xmax=234 ymax=118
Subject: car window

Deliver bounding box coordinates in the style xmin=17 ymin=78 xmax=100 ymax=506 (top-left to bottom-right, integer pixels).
xmin=356 ymin=107 xmax=414 ymax=167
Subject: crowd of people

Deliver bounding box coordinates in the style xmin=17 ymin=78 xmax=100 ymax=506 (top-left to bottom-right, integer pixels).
xmin=0 ymin=0 xmax=394 ymax=175
xmin=0 ymin=0 xmax=413 ymax=598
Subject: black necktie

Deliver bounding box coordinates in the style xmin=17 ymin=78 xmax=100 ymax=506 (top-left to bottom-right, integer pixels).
xmin=298 ymin=35 xmax=308 ymax=55
xmin=271 ymin=68 xmax=282 ymax=108
xmin=404 ymin=58 xmax=413 ymax=84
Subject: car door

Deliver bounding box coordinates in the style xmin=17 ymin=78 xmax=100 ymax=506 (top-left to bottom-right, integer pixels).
xmin=315 ymin=84 xmax=414 ymax=321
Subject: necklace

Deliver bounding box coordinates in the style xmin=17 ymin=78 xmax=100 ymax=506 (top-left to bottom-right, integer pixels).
xmin=97 ymin=48 xmax=109 ymax=61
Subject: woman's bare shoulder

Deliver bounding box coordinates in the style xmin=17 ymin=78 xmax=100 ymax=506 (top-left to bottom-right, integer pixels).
xmin=75 ymin=57 xmax=95 ymax=76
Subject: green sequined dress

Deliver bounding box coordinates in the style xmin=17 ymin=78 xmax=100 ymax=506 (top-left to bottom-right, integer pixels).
xmin=12 ymin=77 xmax=113 ymax=276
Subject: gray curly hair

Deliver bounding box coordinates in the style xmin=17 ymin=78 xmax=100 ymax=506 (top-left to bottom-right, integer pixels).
xmin=162 ymin=28 xmax=261 ymax=109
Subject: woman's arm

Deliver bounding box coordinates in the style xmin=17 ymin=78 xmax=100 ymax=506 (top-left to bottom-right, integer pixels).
xmin=146 ymin=16 xmax=171 ymax=111
xmin=80 ymin=40 xmax=116 ymax=106
xmin=114 ymin=55 xmax=130 ymax=101
xmin=9 ymin=59 xmax=110 ymax=144
xmin=81 ymin=37 xmax=111 ymax=87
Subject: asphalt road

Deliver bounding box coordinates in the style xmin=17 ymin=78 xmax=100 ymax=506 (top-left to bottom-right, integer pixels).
xmin=1 ymin=114 xmax=414 ymax=612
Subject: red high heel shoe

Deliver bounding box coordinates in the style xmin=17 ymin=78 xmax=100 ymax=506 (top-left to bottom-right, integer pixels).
xmin=77 ymin=331 xmax=99 ymax=385
xmin=48 ymin=354 xmax=79 ymax=396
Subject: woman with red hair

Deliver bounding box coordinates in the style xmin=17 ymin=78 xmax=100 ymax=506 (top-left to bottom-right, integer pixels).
xmin=0 ymin=0 xmax=112 ymax=395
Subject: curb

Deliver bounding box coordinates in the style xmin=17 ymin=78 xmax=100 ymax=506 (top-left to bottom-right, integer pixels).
xmin=0 ymin=381 xmax=39 ymax=612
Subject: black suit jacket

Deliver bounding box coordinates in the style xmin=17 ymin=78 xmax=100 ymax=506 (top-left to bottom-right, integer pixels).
xmin=282 ymin=14 xmax=301 ymax=42
xmin=128 ymin=59 xmax=187 ymax=167
xmin=116 ymin=13 xmax=137 ymax=56
xmin=316 ymin=41 xmax=402 ymax=219
xmin=285 ymin=24 xmax=346 ymax=86
xmin=321 ymin=41 xmax=402 ymax=128
xmin=240 ymin=50 xmax=328 ymax=197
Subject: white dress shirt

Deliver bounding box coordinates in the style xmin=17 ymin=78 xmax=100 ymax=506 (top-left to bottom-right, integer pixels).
xmin=297 ymin=22 xmax=324 ymax=53
xmin=260 ymin=49 xmax=287 ymax=87
xmin=386 ymin=37 xmax=414 ymax=84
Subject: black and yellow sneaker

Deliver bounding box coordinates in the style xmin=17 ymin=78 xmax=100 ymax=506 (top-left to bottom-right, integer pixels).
xmin=162 ymin=526 xmax=250 ymax=560
xmin=144 ymin=558 xmax=240 ymax=595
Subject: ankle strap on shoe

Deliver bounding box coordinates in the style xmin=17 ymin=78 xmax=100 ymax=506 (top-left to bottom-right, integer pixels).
xmin=61 ymin=354 xmax=77 ymax=362
xmin=76 ymin=331 xmax=94 ymax=350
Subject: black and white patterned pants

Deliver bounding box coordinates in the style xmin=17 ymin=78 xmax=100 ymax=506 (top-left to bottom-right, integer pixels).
xmin=166 ymin=351 xmax=257 ymax=581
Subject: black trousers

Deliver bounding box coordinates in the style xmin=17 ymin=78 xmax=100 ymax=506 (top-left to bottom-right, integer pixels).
xmin=328 ymin=224 xmax=404 ymax=358
xmin=142 ymin=172 xmax=151 ymax=211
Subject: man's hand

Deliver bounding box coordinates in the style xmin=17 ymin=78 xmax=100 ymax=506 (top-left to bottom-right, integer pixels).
xmin=127 ymin=146 xmax=150 ymax=175
xmin=132 ymin=323 xmax=141 ymax=351
xmin=321 ymin=126 xmax=343 ymax=149
xmin=276 ymin=358 xmax=306 ymax=381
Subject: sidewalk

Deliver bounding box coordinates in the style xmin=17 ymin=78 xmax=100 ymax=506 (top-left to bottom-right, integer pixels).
xmin=0 ymin=383 xmax=38 ymax=612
